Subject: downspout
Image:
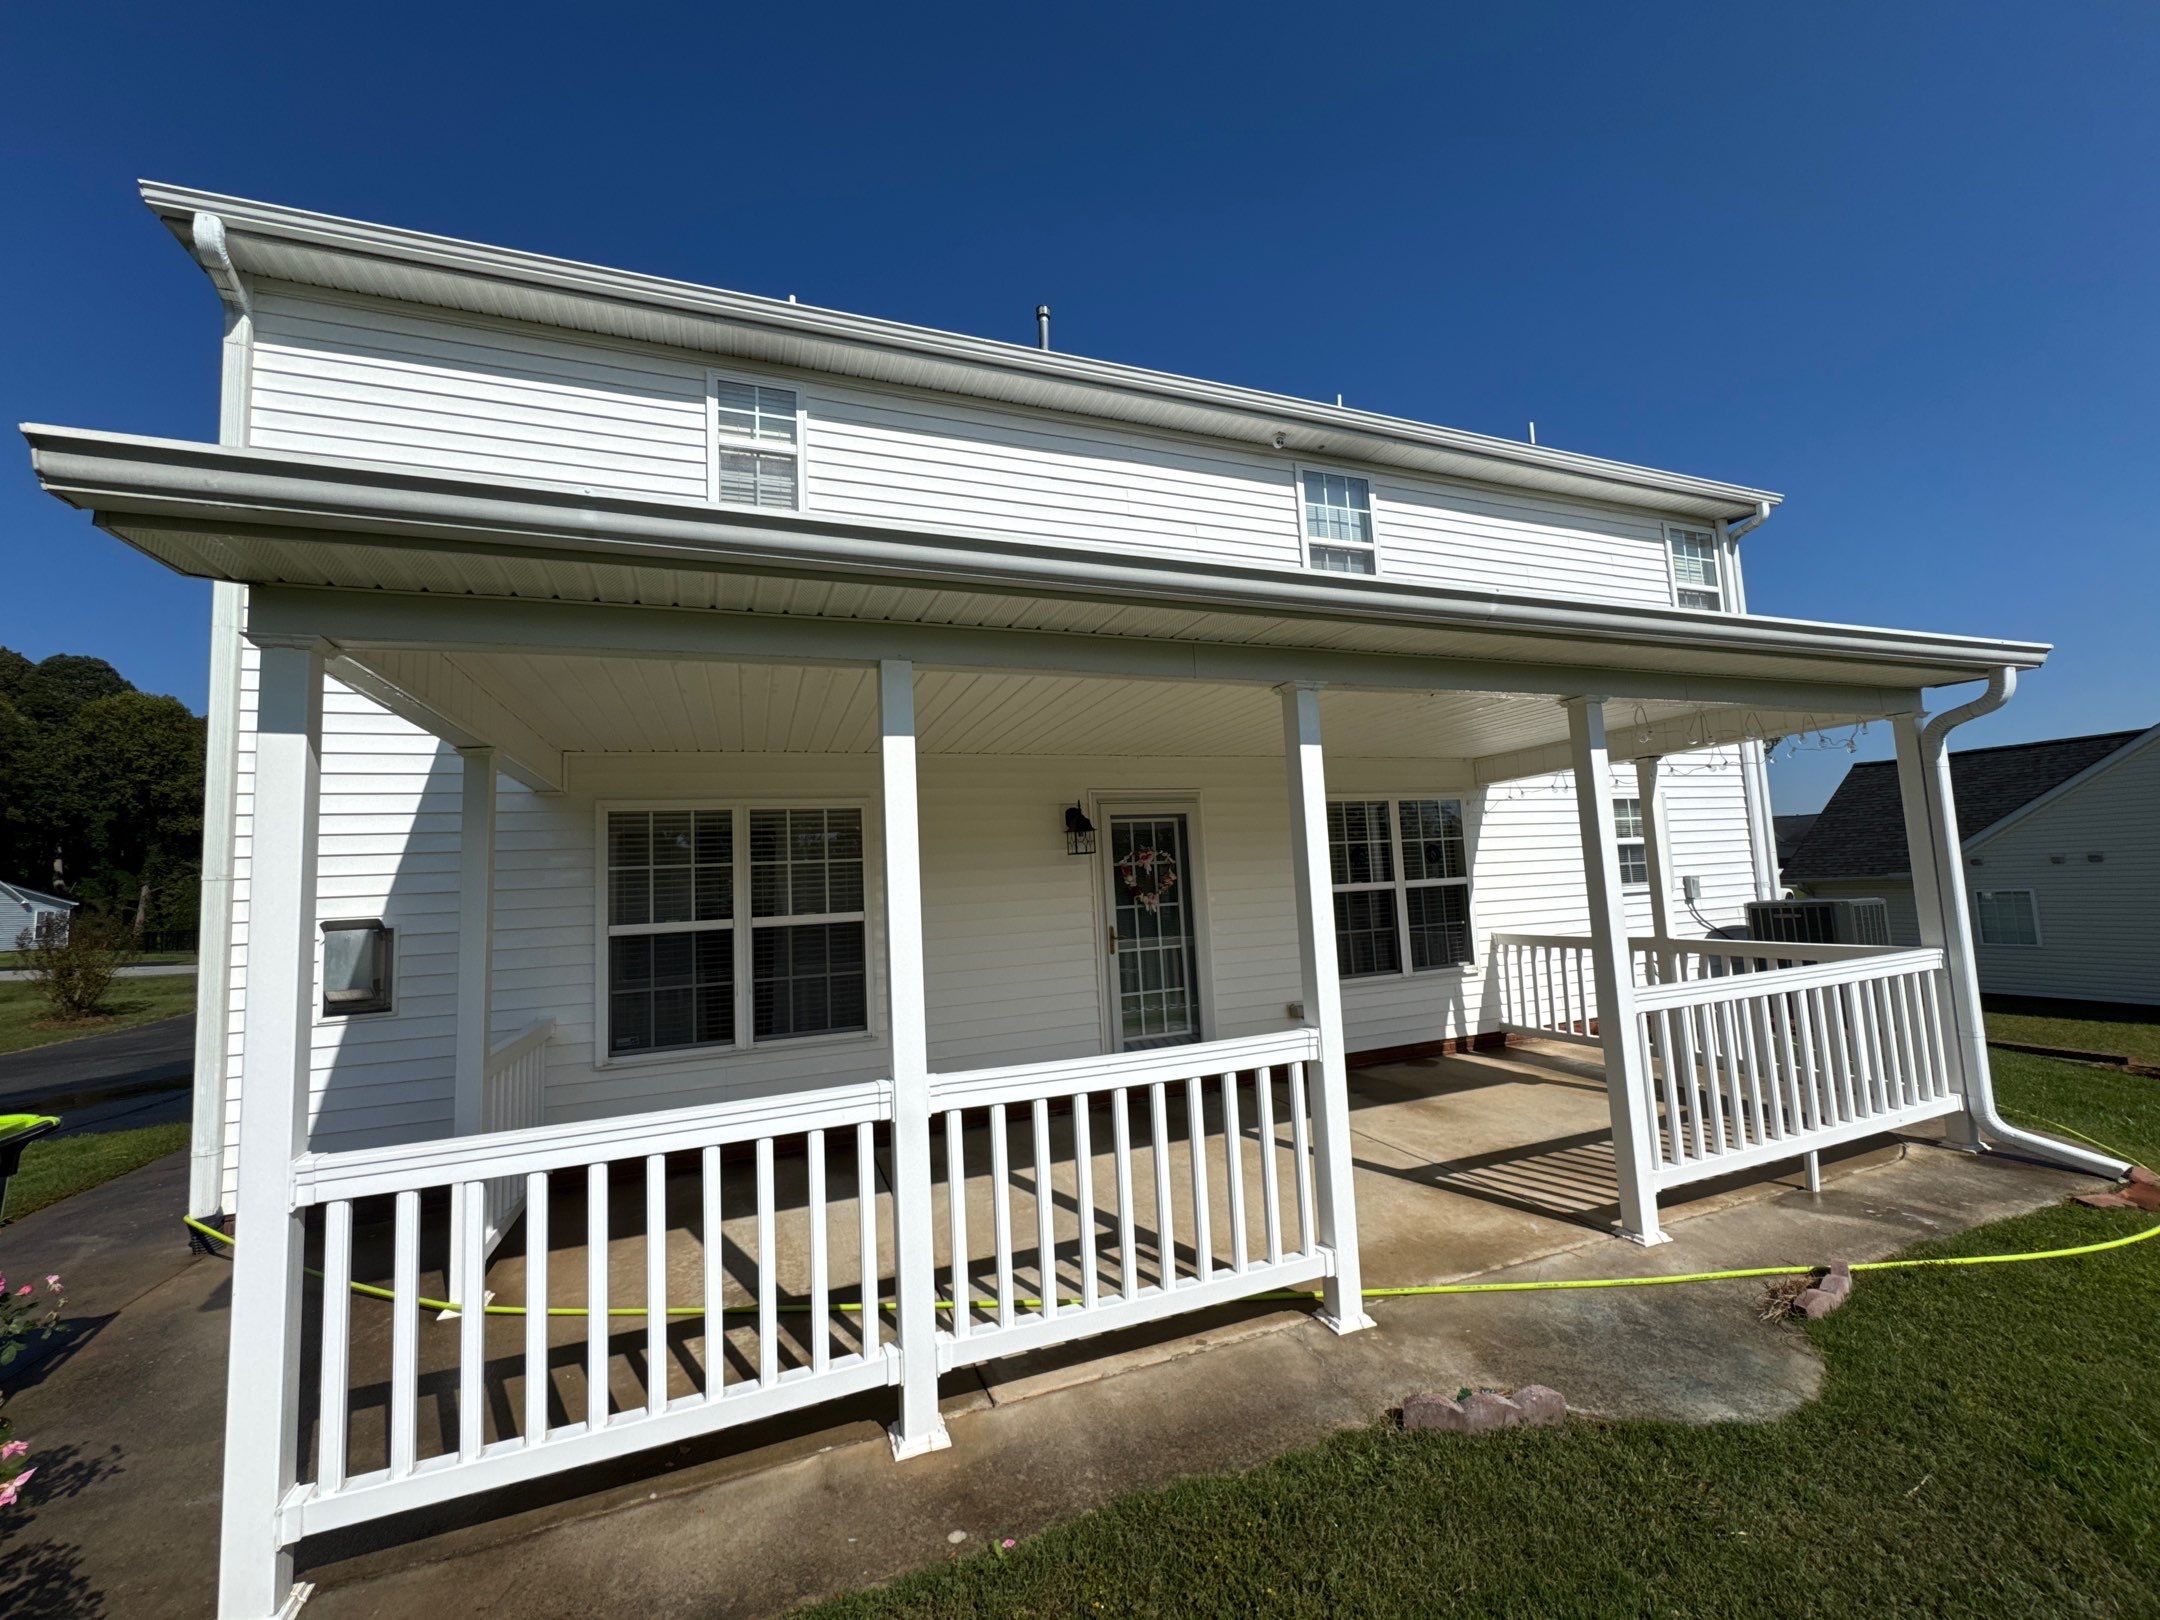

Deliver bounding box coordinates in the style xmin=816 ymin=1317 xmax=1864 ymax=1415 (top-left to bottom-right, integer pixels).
xmin=1721 ymin=504 xmax=1782 ymax=901
xmin=187 ymin=212 xmax=253 ymax=1221
xmin=1913 ymin=667 xmax=2129 ymax=1178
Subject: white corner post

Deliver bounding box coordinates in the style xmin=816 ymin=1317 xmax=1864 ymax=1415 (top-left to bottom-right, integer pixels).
xmin=879 ymin=659 xmax=951 ymax=1458
xmin=189 ymin=581 xmax=247 ymax=1219
xmin=445 ymin=746 xmax=496 ymax=1279
xmin=218 ymin=638 xmax=323 ymax=1620
xmin=1632 ymin=754 xmax=1678 ymax=981
xmin=1568 ymin=699 xmax=1667 ymax=1246
xmin=1279 ymin=683 xmax=1374 ymax=1333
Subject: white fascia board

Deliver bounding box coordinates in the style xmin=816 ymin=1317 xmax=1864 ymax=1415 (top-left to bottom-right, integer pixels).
xmin=23 ymin=425 xmax=2046 ymax=688
xmin=137 ymin=180 xmax=1780 ymax=523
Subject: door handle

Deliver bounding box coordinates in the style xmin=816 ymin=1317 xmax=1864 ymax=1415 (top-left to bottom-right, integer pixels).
xmin=1105 ymin=926 xmax=1118 ymax=958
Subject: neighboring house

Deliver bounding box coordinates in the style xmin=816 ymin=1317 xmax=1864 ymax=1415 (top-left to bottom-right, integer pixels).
xmin=24 ymin=184 xmax=2125 ymax=1619
xmin=1786 ymin=725 xmax=2159 ymax=1005
xmin=1 ymin=880 xmax=76 ymax=947
xmin=1772 ymin=812 xmax=1817 ymax=876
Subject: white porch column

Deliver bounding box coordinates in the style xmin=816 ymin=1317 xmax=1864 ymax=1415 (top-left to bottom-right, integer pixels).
xmin=452 ymin=747 xmax=497 ymax=1140
xmin=1567 ymin=699 xmax=1666 ymax=1246
xmin=1892 ymin=712 xmax=1989 ymax=1151
xmin=1632 ymin=754 xmax=1677 ymax=979
xmin=879 ymin=659 xmax=951 ymax=1458
xmin=1279 ymin=683 xmax=1374 ymax=1333
xmin=218 ymin=638 xmax=323 ymax=1620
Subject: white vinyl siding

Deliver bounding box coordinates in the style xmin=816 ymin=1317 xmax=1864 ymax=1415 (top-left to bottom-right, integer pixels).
xmin=244 ymin=287 xmax=1706 ymax=610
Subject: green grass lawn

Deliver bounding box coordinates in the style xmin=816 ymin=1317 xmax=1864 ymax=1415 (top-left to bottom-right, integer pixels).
xmin=1987 ymin=1007 xmax=2160 ymax=1066
xmin=0 ymin=974 xmax=197 ymax=1055
xmin=0 ymin=1120 xmax=190 ymax=1225
xmin=814 ymin=1049 xmax=2160 ymax=1618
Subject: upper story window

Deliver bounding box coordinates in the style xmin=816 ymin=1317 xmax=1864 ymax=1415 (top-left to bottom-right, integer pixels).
xmin=1668 ymin=525 xmax=1723 ymax=610
xmin=1327 ymin=798 xmax=1473 ymax=977
xmin=1301 ymin=471 xmax=1377 ymax=575
xmin=1974 ymin=889 xmax=2041 ymax=947
xmin=711 ymin=377 xmax=802 ymax=510
xmin=1613 ymin=796 xmax=1649 ymax=886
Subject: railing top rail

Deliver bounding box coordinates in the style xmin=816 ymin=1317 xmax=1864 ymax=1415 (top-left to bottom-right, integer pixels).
xmin=1631 ymin=935 xmax=1900 ymax=962
xmin=1489 ymin=933 xmax=1599 ymax=951
xmin=485 ymin=1016 xmax=558 ymax=1072
xmin=1633 ymin=947 xmax=1944 ymax=1014
xmin=292 ymin=1076 xmax=892 ymax=1206
xmin=928 ymin=1027 xmax=1321 ymax=1109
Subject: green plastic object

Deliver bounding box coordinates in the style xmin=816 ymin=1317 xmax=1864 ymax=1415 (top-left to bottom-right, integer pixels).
xmin=0 ymin=1113 xmax=60 ymax=1220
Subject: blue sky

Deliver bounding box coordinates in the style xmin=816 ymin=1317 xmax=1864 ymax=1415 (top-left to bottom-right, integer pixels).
xmin=4 ymin=3 xmax=2154 ymax=812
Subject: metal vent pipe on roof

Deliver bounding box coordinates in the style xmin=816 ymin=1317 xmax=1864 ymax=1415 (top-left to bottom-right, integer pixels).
xmin=1036 ymin=305 xmax=1051 ymax=351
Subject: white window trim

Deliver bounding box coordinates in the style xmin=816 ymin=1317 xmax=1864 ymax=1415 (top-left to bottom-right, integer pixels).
xmin=1973 ymin=887 xmax=2043 ymax=949
xmin=1613 ymin=795 xmax=1649 ymax=888
xmin=1663 ymin=520 xmax=1724 ymax=612
xmin=593 ymin=796 xmax=883 ymax=1069
xmin=706 ymin=369 xmax=810 ymax=513
xmin=1295 ymin=464 xmax=1382 ymax=577
xmin=1326 ymin=793 xmax=1477 ymax=982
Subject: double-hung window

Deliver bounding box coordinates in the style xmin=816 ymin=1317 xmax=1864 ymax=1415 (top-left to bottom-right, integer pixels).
xmin=1668 ymin=525 xmax=1723 ymax=610
xmin=1974 ymin=889 xmax=2040 ymax=947
xmin=1302 ymin=471 xmax=1377 ymax=574
xmin=711 ymin=376 xmax=802 ymax=511
xmin=1327 ymin=798 xmax=1474 ymax=978
xmin=603 ymin=805 xmax=867 ymax=1059
xmin=1613 ymin=796 xmax=1649 ymax=886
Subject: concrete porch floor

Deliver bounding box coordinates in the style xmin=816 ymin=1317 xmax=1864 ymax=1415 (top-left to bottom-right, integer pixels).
xmin=0 ymin=1041 xmax=2097 ymax=1617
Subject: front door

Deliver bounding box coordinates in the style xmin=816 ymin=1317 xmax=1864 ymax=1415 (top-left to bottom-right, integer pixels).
xmin=1104 ymin=812 xmax=1202 ymax=1050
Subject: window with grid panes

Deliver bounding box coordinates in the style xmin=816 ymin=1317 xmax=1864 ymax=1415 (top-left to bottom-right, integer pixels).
xmin=1613 ymin=796 xmax=1649 ymax=886
xmin=713 ymin=377 xmax=801 ymax=511
xmin=1327 ymin=798 xmax=1474 ymax=978
xmin=748 ymin=808 xmax=868 ymax=1039
xmin=604 ymin=809 xmax=735 ymax=1056
xmin=1669 ymin=526 xmax=1722 ymax=610
xmin=1302 ymin=471 xmax=1377 ymax=574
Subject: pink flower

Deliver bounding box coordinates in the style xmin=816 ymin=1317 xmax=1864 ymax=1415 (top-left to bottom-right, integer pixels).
xmin=0 ymin=1442 xmax=26 ymax=1461
xmin=13 ymin=1285 xmax=27 ymax=1297
xmin=1001 ymin=1537 xmax=1016 ymax=1549
xmin=0 ymin=1468 xmax=33 ymax=1508
xmin=44 ymin=1275 xmax=60 ymax=1290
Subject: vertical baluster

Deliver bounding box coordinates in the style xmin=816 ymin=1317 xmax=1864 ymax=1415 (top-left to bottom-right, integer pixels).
xmin=805 ymin=1129 xmax=829 ymax=1373
xmin=856 ymin=1121 xmax=879 ymax=1357
xmin=1773 ymin=994 xmax=1807 ymax=1135
xmin=1898 ymin=975 xmax=1934 ymax=1101
xmin=1289 ymin=1059 xmax=1316 ymax=1257
xmin=523 ymin=1171 xmax=549 ymax=1442
xmin=1032 ymin=1098 xmax=1057 ymax=1321
xmin=645 ymin=1155 xmax=668 ymax=1416
xmin=1841 ymin=983 xmax=1873 ymax=1118
xmin=944 ymin=1111 xmax=970 ymax=1339
xmin=1852 ymin=981 xmax=1884 ymax=1116
xmin=1653 ymin=1008 xmax=1688 ymax=1163
xmin=390 ymin=1188 xmax=421 ymax=1477
xmin=1731 ymin=1000 xmax=1767 ymax=1147
xmin=1255 ymin=1065 xmax=1283 ymax=1266
xmin=1921 ymin=972 xmax=1952 ymax=1097
xmin=1113 ymin=1087 xmax=1137 ymax=1301
xmin=586 ymin=1164 xmax=609 ymax=1433
xmin=1638 ymin=1020 xmax=1668 ymax=1166
xmin=1149 ymin=1081 xmax=1176 ymax=1289
xmin=460 ymin=1180 xmax=487 ymax=1459
xmin=1829 ymin=985 xmax=1860 ymax=1120
xmin=1541 ymin=945 xmax=1557 ymax=1033
xmin=318 ymin=1199 xmax=353 ymax=1491
xmin=1696 ymin=1003 xmax=1727 ymax=1155
xmin=1185 ymin=1076 xmax=1212 ymax=1284
xmin=1714 ymin=1000 xmax=1748 ymax=1148
xmin=1747 ymin=994 xmax=1783 ymax=1140
xmin=1222 ymin=1071 xmax=1248 ymax=1272
xmin=1795 ymin=988 xmax=1828 ymax=1126
xmin=990 ymin=1103 xmax=1015 ymax=1327
xmin=1892 ymin=977 xmax=1921 ymax=1109
xmin=1074 ymin=1094 xmax=1098 ymax=1311
xmin=700 ymin=1146 xmax=724 ymax=1400
xmin=1575 ymin=948 xmax=1592 ymax=1036
xmin=756 ymin=1137 xmax=778 ymax=1387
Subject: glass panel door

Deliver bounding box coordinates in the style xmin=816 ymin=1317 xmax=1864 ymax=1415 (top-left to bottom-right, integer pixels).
xmin=1106 ymin=813 xmax=1201 ymax=1050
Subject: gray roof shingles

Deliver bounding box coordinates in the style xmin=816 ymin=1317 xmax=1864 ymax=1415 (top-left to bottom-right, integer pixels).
xmin=1783 ymin=729 xmax=2148 ymax=881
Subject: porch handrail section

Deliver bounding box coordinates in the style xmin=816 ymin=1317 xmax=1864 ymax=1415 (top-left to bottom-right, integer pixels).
xmin=479 ymin=1017 xmax=554 ymax=1251
xmin=1633 ymin=947 xmax=1959 ymax=1190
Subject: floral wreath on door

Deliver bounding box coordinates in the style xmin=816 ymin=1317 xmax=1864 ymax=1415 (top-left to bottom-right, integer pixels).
xmin=1115 ymin=846 xmax=1179 ymax=912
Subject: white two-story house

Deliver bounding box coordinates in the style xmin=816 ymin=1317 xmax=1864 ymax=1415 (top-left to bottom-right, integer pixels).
xmin=24 ymin=183 xmax=2125 ymax=1619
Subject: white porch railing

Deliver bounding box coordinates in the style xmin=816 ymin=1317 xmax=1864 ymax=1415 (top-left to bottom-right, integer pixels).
xmin=478 ymin=1017 xmax=554 ymax=1253
xmin=928 ymin=1029 xmax=1329 ymax=1372
xmin=1634 ymin=948 xmax=1959 ymax=1190
xmin=1491 ymin=931 xmax=1962 ymax=1193
xmin=275 ymin=1026 xmax=1331 ymax=1549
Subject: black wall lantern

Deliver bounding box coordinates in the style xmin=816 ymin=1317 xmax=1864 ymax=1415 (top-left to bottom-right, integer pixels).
xmin=1064 ymin=804 xmax=1096 ymax=856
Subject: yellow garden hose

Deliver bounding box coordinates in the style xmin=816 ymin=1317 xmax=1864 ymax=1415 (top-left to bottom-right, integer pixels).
xmin=176 ymin=1107 xmax=2155 ymax=1319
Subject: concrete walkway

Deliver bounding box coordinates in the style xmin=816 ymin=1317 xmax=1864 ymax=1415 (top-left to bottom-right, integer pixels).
xmin=0 ymin=1043 xmax=2096 ymax=1618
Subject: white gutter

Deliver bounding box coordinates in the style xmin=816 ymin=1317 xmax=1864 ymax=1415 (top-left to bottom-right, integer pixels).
xmin=1909 ymin=667 xmax=2128 ymax=1179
